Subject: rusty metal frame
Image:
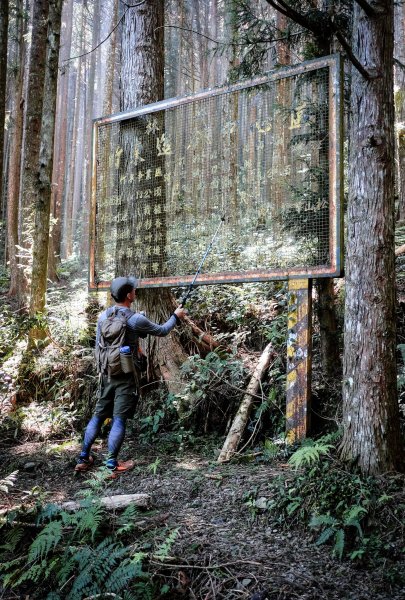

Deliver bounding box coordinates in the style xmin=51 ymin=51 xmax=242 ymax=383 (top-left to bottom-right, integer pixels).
xmin=89 ymin=54 xmax=343 ymax=291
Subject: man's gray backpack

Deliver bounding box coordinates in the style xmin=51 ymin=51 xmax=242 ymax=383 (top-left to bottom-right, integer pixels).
xmin=95 ymin=307 xmax=132 ymax=379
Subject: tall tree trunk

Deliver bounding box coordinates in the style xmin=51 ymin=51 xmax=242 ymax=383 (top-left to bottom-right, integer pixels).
xmin=394 ymin=0 xmax=405 ymax=220
xmin=227 ymin=0 xmax=240 ymax=227
xmin=29 ymin=0 xmax=63 ymax=318
xmin=192 ymin=0 xmax=208 ymax=89
xmin=0 ymin=0 xmax=9 ymax=221
xmin=71 ymin=73 xmax=85 ymax=253
xmin=18 ymin=0 xmax=49 ymax=296
xmin=50 ymin=0 xmax=74 ymax=273
xmin=6 ymin=0 xmax=25 ymax=298
xmin=80 ymin=0 xmax=100 ymax=259
xmin=63 ymin=1 xmax=84 ymax=259
xmin=340 ymin=1 xmax=403 ymax=474
xmin=208 ymin=0 xmax=218 ymax=87
xmin=120 ymin=0 xmax=188 ymax=387
xmin=102 ymin=0 xmax=119 ymax=117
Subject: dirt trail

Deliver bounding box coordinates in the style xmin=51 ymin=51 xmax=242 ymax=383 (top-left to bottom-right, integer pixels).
xmin=2 ymin=435 xmax=404 ymax=600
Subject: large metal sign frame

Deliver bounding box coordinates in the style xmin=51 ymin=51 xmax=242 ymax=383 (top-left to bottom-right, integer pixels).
xmin=89 ymin=54 xmax=343 ymax=291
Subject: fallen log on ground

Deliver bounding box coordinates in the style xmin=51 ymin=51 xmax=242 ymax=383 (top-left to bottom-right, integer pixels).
xmin=217 ymin=343 xmax=275 ymax=463
xmin=61 ymin=493 xmax=152 ymax=512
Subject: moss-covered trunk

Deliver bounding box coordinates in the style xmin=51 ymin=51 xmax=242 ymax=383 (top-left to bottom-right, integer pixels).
xmin=29 ymin=0 xmax=63 ymax=318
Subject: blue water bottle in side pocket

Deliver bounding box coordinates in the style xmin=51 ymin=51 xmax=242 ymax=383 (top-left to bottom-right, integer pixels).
xmin=120 ymin=346 xmax=134 ymax=374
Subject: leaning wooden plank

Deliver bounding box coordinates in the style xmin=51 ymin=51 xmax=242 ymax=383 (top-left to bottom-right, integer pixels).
xmin=61 ymin=493 xmax=152 ymax=512
xmin=217 ymin=343 xmax=275 ymax=463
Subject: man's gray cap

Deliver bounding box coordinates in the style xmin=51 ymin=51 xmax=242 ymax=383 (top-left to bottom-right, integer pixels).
xmin=110 ymin=276 xmax=138 ymax=299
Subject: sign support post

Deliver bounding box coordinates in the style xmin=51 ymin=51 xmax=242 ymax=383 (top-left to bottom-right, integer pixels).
xmin=286 ymin=278 xmax=313 ymax=442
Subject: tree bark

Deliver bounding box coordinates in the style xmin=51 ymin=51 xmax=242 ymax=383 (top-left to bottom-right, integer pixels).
xmin=29 ymin=0 xmax=63 ymax=318
xmin=394 ymin=0 xmax=405 ymax=220
xmin=182 ymin=313 xmax=224 ymax=353
xmin=102 ymin=0 xmax=119 ymax=117
xmin=120 ymin=0 xmax=188 ymax=389
xmin=340 ymin=1 xmax=403 ymax=474
xmin=18 ymin=0 xmax=49 ymax=295
xmin=217 ymin=343 xmax=275 ymax=463
xmin=192 ymin=0 xmax=208 ymax=89
xmin=49 ymin=0 xmax=73 ymax=274
xmin=80 ymin=0 xmax=100 ymax=259
xmin=6 ymin=0 xmax=25 ymax=298
xmin=61 ymin=493 xmax=152 ymax=512
xmin=63 ymin=1 xmax=84 ymax=260
xmin=0 ymin=0 xmax=8 ymax=220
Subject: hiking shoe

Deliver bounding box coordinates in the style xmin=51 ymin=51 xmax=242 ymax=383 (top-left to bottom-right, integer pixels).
xmin=105 ymin=459 xmax=134 ymax=476
xmin=74 ymin=455 xmax=94 ymax=472
xmin=105 ymin=457 xmax=118 ymax=470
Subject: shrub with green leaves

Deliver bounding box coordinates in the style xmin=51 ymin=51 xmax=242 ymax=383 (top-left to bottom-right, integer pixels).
xmin=174 ymin=350 xmax=247 ymax=432
xmin=0 ymin=304 xmax=31 ymax=361
xmin=262 ymin=437 xmax=405 ymax=573
xmin=178 ymin=281 xmax=288 ymax=351
xmin=309 ymin=505 xmax=368 ymax=560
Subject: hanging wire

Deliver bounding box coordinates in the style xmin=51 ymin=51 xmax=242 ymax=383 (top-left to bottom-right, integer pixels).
xmin=62 ymin=0 xmax=147 ymax=64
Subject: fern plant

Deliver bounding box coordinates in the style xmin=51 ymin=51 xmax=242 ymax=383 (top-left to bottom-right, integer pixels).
xmin=28 ymin=520 xmax=63 ymax=562
xmin=309 ymin=504 xmax=368 ymax=559
xmin=0 ymin=470 xmax=19 ymax=493
xmin=309 ymin=513 xmax=345 ymax=559
xmin=288 ymin=438 xmax=333 ymax=469
xmin=153 ymin=528 xmax=179 ymax=560
xmin=115 ymin=503 xmax=139 ymax=536
xmin=0 ymin=491 xmax=151 ymax=599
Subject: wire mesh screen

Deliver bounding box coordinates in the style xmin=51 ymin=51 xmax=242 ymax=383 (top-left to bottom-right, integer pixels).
xmin=90 ymin=55 xmax=342 ymax=289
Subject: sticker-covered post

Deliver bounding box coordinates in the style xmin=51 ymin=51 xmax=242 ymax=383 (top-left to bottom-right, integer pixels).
xmin=286 ymin=278 xmax=312 ymax=442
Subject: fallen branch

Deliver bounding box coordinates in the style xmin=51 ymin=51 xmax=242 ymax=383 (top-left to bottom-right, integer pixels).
xmin=1 ymin=494 xmax=151 ymax=522
xmin=217 ymin=343 xmax=275 ymax=463
xmin=150 ymin=558 xmax=263 ymax=569
xmin=83 ymin=595 xmax=119 ymax=600
xmin=61 ymin=493 xmax=152 ymax=512
xmin=182 ymin=314 xmax=228 ymax=353
xmin=204 ymin=473 xmax=223 ymax=481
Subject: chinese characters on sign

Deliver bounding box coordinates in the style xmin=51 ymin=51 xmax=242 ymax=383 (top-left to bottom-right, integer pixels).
xmin=91 ymin=56 xmax=342 ymax=288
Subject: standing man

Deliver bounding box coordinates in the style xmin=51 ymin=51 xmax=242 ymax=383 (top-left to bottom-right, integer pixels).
xmin=75 ymin=276 xmax=186 ymax=473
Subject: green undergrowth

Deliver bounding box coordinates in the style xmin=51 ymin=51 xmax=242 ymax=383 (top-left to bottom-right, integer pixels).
xmin=0 ymin=472 xmax=177 ymax=599
xmin=0 ymin=281 xmax=101 ymax=440
xmin=1 ymin=278 xmax=289 ymax=446
xmin=243 ymin=436 xmax=405 ymax=584
xmin=135 ymin=346 xmax=286 ymax=452
xmin=179 ymin=281 xmax=288 ymax=351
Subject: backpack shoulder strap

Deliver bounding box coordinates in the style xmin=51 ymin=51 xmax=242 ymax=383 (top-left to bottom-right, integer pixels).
xmin=106 ymin=306 xmax=134 ymax=320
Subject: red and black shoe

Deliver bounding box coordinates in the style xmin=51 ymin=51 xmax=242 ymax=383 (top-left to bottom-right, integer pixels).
xmin=106 ymin=459 xmax=134 ymax=478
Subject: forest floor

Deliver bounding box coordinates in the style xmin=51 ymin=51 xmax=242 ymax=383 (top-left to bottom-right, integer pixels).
xmin=1 ymin=430 xmax=404 ymax=600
